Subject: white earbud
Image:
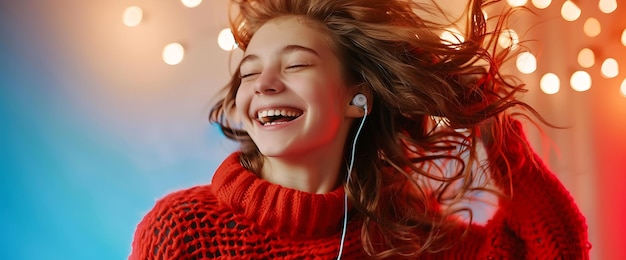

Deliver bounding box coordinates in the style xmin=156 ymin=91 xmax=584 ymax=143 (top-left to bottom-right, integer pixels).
xmin=352 ymin=94 xmax=367 ymax=108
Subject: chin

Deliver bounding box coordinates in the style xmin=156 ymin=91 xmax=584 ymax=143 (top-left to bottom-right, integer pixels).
xmin=254 ymin=138 xmax=300 ymax=158
xmin=257 ymin=146 xmax=304 ymax=159
xmin=257 ymin=147 xmax=287 ymax=158
xmin=259 ymin=149 xmax=288 ymax=157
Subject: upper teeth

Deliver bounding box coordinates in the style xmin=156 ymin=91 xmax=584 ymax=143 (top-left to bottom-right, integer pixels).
xmin=257 ymin=109 xmax=302 ymax=119
xmin=257 ymin=109 xmax=302 ymax=125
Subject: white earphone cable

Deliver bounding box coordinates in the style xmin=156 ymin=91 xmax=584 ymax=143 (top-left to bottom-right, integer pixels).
xmin=337 ymin=103 xmax=367 ymax=259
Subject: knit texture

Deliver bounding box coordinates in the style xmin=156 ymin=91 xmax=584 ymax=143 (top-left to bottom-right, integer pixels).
xmin=130 ymin=123 xmax=590 ymax=259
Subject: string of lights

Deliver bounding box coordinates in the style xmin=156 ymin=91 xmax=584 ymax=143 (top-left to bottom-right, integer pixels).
xmin=120 ymin=0 xmax=625 ymax=96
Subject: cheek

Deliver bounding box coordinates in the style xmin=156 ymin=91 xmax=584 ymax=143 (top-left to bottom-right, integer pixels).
xmin=313 ymin=81 xmax=349 ymax=111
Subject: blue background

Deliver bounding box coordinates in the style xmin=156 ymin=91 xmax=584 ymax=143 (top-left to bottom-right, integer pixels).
xmin=0 ymin=2 xmax=235 ymax=259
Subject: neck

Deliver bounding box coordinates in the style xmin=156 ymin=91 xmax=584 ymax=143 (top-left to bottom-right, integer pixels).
xmin=258 ymin=117 xmax=355 ymax=194
xmin=260 ymin=149 xmax=345 ymax=194
xmin=211 ymin=152 xmax=356 ymax=239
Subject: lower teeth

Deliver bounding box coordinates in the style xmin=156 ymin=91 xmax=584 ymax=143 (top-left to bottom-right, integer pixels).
xmin=264 ymin=121 xmax=287 ymax=126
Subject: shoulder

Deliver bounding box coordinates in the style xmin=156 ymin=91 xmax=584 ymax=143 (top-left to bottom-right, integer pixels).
xmin=155 ymin=185 xmax=217 ymax=209
xmin=143 ymin=185 xmax=218 ymax=221
xmin=137 ymin=184 xmax=219 ymax=230
xmin=129 ymin=185 xmax=220 ymax=259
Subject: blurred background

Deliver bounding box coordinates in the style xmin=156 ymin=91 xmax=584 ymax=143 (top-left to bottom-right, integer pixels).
xmin=0 ymin=0 xmax=624 ymax=259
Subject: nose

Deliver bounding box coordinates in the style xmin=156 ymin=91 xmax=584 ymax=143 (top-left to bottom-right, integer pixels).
xmin=253 ymin=69 xmax=285 ymax=95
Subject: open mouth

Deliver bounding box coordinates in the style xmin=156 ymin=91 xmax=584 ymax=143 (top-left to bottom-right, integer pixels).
xmin=257 ymin=108 xmax=303 ymax=126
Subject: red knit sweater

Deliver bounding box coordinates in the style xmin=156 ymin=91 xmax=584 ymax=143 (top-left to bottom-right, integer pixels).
xmin=130 ymin=124 xmax=589 ymax=259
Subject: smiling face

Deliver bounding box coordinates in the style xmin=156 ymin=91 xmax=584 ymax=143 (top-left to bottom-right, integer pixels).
xmin=234 ymin=16 xmax=357 ymax=160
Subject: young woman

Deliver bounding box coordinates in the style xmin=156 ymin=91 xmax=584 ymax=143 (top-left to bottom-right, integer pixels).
xmin=130 ymin=0 xmax=590 ymax=258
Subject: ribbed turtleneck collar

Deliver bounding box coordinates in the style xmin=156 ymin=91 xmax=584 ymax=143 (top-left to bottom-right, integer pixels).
xmin=211 ymin=153 xmax=347 ymax=239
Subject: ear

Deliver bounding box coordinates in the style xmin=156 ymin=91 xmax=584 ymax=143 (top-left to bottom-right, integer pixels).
xmin=345 ymin=91 xmax=372 ymax=118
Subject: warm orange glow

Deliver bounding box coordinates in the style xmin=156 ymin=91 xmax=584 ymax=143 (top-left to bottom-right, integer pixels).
xmin=498 ymin=29 xmax=520 ymax=49
xmin=577 ymin=48 xmax=595 ymax=68
xmin=531 ymin=0 xmax=552 ymax=9
xmin=507 ymin=0 xmax=528 ymax=7
xmin=516 ymin=52 xmax=537 ymax=74
xmin=540 ymin=73 xmax=560 ymax=94
xmin=599 ymin=0 xmax=617 ymax=14
xmin=123 ymin=6 xmax=143 ymax=27
xmin=583 ymin=18 xmax=601 ymax=37
xmin=571 ymin=71 xmax=592 ymax=92
xmin=621 ymin=79 xmax=626 ymax=97
xmin=622 ymin=28 xmax=626 ymax=46
xmin=218 ymin=28 xmax=237 ymax=51
xmin=181 ymin=0 xmax=203 ymax=8
xmin=561 ymin=1 xmax=581 ymax=22
xmin=163 ymin=43 xmax=185 ymax=65
xmin=601 ymin=58 xmax=619 ymax=78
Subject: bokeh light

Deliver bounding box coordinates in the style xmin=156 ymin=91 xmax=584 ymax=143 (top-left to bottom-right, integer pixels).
xmin=621 ymin=79 xmax=626 ymax=97
xmin=540 ymin=73 xmax=560 ymax=94
xmin=122 ymin=6 xmax=143 ymax=27
xmin=599 ymin=0 xmax=617 ymax=14
xmin=217 ymin=28 xmax=237 ymax=51
xmin=531 ymin=0 xmax=552 ymax=9
xmin=622 ymin=28 xmax=626 ymax=46
xmin=561 ymin=1 xmax=581 ymax=22
xmin=601 ymin=58 xmax=619 ymax=78
xmin=498 ymin=29 xmax=520 ymax=49
xmin=516 ymin=51 xmax=537 ymax=74
xmin=181 ymin=0 xmax=203 ymax=8
xmin=570 ymin=71 xmax=592 ymax=92
xmin=577 ymin=48 xmax=595 ymax=68
xmin=163 ymin=43 xmax=185 ymax=65
xmin=583 ymin=18 xmax=601 ymax=37
xmin=440 ymin=28 xmax=465 ymax=47
xmin=507 ymin=0 xmax=528 ymax=7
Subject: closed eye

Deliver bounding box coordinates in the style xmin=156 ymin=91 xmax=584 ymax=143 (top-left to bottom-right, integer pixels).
xmin=240 ymin=63 xmax=312 ymax=79
xmin=240 ymin=72 xmax=259 ymax=79
xmin=285 ymin=63 xmax=312 ymax=71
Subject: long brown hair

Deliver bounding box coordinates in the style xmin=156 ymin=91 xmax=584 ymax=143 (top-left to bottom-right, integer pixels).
xmin=210 ymin=0 xmax=537 ymax=257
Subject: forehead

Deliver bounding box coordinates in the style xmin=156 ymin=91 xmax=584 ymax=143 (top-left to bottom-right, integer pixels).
xmin=244 ymin=16 xmax=335 ymax=57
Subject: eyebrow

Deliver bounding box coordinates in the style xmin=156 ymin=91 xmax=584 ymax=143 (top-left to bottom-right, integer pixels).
xmin=239 ymin=44 xmax=320 ymax=66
